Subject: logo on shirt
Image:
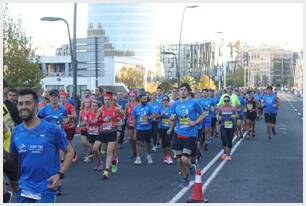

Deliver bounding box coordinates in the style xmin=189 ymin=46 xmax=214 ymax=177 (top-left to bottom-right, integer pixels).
xmin=29 ymin=145 xmax=44 ymax=154
xmin=18 ymin=144 xmax=27 ymax=153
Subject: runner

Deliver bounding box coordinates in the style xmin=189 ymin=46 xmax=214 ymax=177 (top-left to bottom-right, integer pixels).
xmin=117 ymin=91 xmax=128 ymax=146
xmin=254 ymin=89 xmax=263 ymax=120
xmin=77 ymin=98 xmax=92 ymax=163
xmin=125 ymin=91 xmax=138 ymax=159
xmin=132 ymin=93 xmax=155 ymax=165
xmin=149 ymin=92 xmax=160 ymax=152
xmin=87 ymin=100 xmax=102 ymax=171
xmin=210 ymin=90 xmax=220 ymax=139
xmin=169 ymin=83 xmax=206 ymax=188
xmin=112 ymin=97 xmax=125 ymax=173
xmin=262 ymin=86 xmax=281 ymax=140
xmin=244 ymin=90 xmax=258 ymax=139
xmin=156 ymin=95 xmax=174 ymax=165
xmin=96 ymin=92 xmax=124 ymax=179
xmin=10 ymin=88 xmax=74 ymax=203
xmin=236 ymin=90 xmax=246 ymax=139
xmin=217 ymin=95 xmax=238 ymax=161
xmin=198 ymin=89 xmax=214 ymax=151
xmin=60 ymin=92 xmax=78 ymax=163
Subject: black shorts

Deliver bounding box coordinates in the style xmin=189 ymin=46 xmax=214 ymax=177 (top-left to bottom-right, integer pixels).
xmin=264 ymin=113 xmax=277 ymax=124
xmin=172 ymin=134 xmax=197 ymax=156
xmin=246 ymin=112 xmax=257 ymax=121
xmin=159 ymin=128 xmax=172 ymax=148
xmin=136 ymin=129 xmax=152 ymax=144
xmin=88 ymin=134 xmax=99 ymax=144
xmin=96 ymin=131 xmax=117 ymax=143
xmin=81 ymin=130 xmax=88 ymax=137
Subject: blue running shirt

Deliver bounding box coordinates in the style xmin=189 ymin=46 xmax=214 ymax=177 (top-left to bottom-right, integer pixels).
xmin=38 ymin=105 xmax=68 ymax=128
xmin=10 ymin=119 xmax=68 ymax=198
xmin=171 ymin=98 xmax=204 ymax=137
xmin=132 ymin=104 xmax=153 ymax=130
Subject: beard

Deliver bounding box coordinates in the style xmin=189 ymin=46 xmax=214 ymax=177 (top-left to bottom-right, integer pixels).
xmin=19 ymin=108 xmax=36 ymax=122
xmin=141 ymin=101 xmax=147 ymax=105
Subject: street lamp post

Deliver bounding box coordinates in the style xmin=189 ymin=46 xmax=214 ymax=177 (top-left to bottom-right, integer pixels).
xmin=41 ymin=3 xmax=78 ymax=119
xmin=178 ymin=5 xmax=198 ymax=86
xmin=161 ymin=51 xmax=179 ymax=86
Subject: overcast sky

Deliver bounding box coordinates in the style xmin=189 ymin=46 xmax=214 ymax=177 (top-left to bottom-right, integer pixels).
xmin=5 ymin=2 xmax=303 ymax=54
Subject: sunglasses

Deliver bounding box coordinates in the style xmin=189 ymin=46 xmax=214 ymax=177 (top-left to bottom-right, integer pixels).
xmin=224 ymin=99 xmax=230 ymax=102
xmin=163 ymin=99 xmax=169 ymax=101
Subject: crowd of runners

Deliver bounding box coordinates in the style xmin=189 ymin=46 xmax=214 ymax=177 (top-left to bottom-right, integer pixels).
xmin=3 ymin=79 xmax=281 ymax=203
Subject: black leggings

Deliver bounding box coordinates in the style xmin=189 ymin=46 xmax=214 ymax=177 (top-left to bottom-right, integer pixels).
xmin=220 ymin=127 xmax=234 ymax=148
xmin=158 ymin=128 xmax=172 ymax=148
xmin=151 ymin=121 xmax=159 ymax=145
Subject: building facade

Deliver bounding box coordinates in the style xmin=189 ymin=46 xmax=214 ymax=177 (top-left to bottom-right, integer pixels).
xmin=87 ymin=4 xmax=159 ymax=73
xmin=293 ymin=50 xmax=303 ymax=90
xmin=160 ymin=42 xmax=215 ymax=80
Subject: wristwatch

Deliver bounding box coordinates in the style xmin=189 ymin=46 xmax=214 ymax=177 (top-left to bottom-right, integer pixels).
xmin=57 ymin=171 xmax=65 ymax=179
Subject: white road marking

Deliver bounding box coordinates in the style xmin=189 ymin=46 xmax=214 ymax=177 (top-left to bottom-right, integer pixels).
xmin=202 ymin=137 xmax=243 ymax=193
xmin=168 ymin=137 xmax=239 ymax=203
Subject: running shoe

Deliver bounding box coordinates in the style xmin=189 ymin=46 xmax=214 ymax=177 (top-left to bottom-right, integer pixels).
xmin=72 ymin=151 xmax=78 ymax=163
xmin=102 ymin=170 xmax=109 ymax=179
xmin=111 ymin=160 xmax=118 ymax=173
xmin=3 ymin=191 xmax=13 ymax=203
xmin=83 ymin=156 xmax=90 ymax=163
xmin=163 ymin=155 xmax=168 ymax=164
xmin=147 ymin=154 xmax=153 ymax=164
xmin=152 ymin=145 xmax=157 ymax=153
xmin=226 ymin=155 xmax=232 ymax=161
xmin=134 ymin=156 xmax=142 ymax=165
xmin=268 ymin=136 xmax=272 ymax=141
xmin=220 ymin=154 xmax=227 ymax=161
xmin=167 ymin=156 xmax=174 ymax=165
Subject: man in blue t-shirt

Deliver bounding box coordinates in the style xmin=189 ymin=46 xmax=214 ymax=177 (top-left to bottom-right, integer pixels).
xmin=169 ymin=83 xmax=206 ymax=189
xmin=9 ymin=88 xmax=74 ymax=203
xmin=132 ymin=94 xmax=156 ymax=165
xmin=149 ymin=92 xmax=161 ymax=152
xmin=261 ymin=86 xmax=280 ymax=140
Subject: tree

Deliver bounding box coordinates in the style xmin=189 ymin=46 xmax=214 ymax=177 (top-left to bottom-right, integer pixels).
xmin=116 ymin=65 xmax=145 ymax=88
xmin=198 ymin=75 xmax=216 ymax=90
xmin=181 ymin=76 xmax=197 ymax=90
xmin=226 ymin=65 xmax=244 ymax=87
xmin=3 ymin=5 xmax=42 ymax=89
xmin=158 ymin=80 xmax=173 ymax=93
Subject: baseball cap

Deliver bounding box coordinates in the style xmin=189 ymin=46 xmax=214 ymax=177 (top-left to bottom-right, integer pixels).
xmin=49 ymin=89 xmax=59 ymax=96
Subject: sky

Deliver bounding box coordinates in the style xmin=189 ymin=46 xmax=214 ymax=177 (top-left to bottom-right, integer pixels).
xmin=5 ymin=2 xmax=303 ymax=55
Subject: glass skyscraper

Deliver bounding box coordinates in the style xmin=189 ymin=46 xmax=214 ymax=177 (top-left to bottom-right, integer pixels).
xmin=88 ymin=4 xmax=158 ymax=71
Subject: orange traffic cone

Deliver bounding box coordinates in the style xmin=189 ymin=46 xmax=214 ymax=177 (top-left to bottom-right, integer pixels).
xmin=187 ymin=168 xmax=208 ymax=203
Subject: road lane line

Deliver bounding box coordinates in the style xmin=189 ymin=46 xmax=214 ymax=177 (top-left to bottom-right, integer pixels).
xmin=202 ymin=137 xmax=243 ymax=193
xmin=168 ymin=137 xmax=239 ymax=203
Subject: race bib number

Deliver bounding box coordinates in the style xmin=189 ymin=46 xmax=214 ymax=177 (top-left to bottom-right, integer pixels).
xmin=117 ymin=120 xmax=124 ymax=126
xmin=180 ymin=117 xmax=189 ymax=128
xmin=20 ymin=189 xmax=42 ymax=200
xmin=224 ymin=120 xmax=233 ymax=129
xmin=88 ymin=126 xmax=99 ymax=135
xmin=243 ymin=107 xmax=247 ymax=112
xmin=247 ymin=104 xmax=253 ymax=110
xmin=128 ymin=119 xmax=135 ymax=127
xmin=162 ymin=119 xmax=170 ymax=127
xmin=140 ymin=116 xmax=149 ymax=125
xmin=101 ymin=122 xmax=112 ymax=131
